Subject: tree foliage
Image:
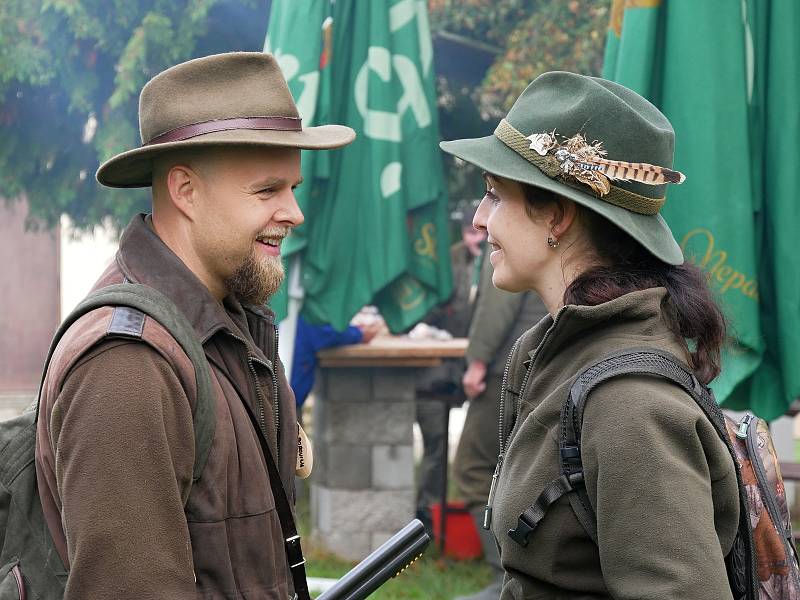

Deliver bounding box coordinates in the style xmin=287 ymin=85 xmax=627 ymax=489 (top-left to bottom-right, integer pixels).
xmin=430 ymin=0 xmax=610 ymax=114
xmin=2 ymin=0 xmax=609 ymax=231
xmin=428 ymin=0 xmax=611 ymax=203
xmin=0 ymin=0 xmax=265 ymax=231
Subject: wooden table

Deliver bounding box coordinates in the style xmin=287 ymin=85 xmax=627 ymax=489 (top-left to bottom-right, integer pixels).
xmin=310 ymin=336 xmax=467 ymax=560
xmin=318 ymin=336 xmax=467 ymax=367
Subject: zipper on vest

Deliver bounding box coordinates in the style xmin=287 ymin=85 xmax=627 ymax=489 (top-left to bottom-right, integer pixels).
xmin=247 ymin=357 xmax=269 ymax=439
xmin=484 ymin=307 xmax=567 ymax=530
xmin=272 ymin=324 xmax=280 ymax=447
xmin=228 ymin=331 xmax=280 ymax=461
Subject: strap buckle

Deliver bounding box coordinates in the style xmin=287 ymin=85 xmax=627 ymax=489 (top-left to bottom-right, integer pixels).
xmin=560 ymin=444 xmax=581 ymax=464
xmin=508 ymin=514 xmax=535 ymax=548
xmin=565 ymin=471 xmax=584 ymax=487
xmin=285 ymin=534 xmax=306 ymax=569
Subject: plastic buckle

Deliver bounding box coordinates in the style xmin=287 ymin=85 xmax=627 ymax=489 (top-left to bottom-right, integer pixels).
xmin=560 ymin=445 xmax=581 ymax=467
xmin=567 ymin=471 xmax=584 ymax=486
xmin=508 ymin=515 xmax=535 ymax=548
xmin=285 ymin=534 xmax=306 ymax=569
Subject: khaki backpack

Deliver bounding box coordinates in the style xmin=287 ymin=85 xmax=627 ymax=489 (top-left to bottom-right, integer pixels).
xmin=0 ymin=283 xmax=215 ymax=599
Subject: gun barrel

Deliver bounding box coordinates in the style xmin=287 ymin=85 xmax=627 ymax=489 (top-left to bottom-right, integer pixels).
xmin=317 ymin=519 xmax=430 ymax=600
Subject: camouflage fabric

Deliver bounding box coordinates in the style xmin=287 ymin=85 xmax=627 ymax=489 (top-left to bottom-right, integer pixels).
xmin=725 ymin=415 xmax=800 ymax=599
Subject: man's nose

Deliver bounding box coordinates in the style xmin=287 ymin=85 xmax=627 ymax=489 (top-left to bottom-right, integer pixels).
xmin=276 ymin=189 xmax=305 ymax=227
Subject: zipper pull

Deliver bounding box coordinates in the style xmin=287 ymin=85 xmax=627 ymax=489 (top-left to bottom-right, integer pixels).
xmin=736 ymin=414 xmax=754 ymax=439
xmin=484 ymin=453 xmax=504 ymax=530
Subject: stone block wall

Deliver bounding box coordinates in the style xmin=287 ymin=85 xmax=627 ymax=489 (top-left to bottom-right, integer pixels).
xmin=311 ymin=367 xmax=418 ymax=561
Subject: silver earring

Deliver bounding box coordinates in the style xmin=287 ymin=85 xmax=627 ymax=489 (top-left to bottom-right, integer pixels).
xmin=547 ymin=236 xmax=560 ymax=248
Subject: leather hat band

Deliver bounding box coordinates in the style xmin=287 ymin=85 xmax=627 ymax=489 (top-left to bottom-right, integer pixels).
xmin=145 ymin=116 xmax=303 ymax=146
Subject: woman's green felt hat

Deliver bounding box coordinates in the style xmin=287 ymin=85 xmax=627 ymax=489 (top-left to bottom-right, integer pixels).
xmin=439 ymin=71 xmax=684 ymax=265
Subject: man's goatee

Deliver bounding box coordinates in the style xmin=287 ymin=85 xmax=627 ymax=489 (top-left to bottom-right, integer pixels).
xmin=225 ymin=253 xmax=284 ymax=305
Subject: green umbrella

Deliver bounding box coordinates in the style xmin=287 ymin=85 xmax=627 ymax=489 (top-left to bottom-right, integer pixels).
xmin=603 ymin=0 xmax=800 ymax=419
xmin=265 ymin=0 xmax=453 ymax=334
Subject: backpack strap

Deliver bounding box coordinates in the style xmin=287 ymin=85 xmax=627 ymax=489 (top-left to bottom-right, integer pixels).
xmin=507 ymin=348 xmax=757 ymax=599
xmin=36 ymin=282 xmax=215 ymax=482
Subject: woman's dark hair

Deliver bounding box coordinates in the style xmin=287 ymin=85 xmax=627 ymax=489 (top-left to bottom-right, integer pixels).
xmin=521 ymin=183 xmax=726 ymax=384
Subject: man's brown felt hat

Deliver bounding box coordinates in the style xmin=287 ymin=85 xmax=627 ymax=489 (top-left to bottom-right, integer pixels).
xmin=440 ymin=71 xmax=684 ymax=265
xmin=96 ymin=52 xmax=355 ymax=188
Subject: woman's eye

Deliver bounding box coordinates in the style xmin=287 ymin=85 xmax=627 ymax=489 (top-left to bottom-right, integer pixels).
xmin=485 ymin=189 xmax=500 ymax=204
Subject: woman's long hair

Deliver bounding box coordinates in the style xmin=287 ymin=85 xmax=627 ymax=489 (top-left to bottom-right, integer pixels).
xmin=522 ymin=184 xmax=726 ymax=384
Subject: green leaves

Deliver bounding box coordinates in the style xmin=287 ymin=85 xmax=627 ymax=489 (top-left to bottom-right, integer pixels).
xmin=429 ymin=0 xmax=611 ymax=114
xmin=1 ymin=0 xmax=264 ymax=231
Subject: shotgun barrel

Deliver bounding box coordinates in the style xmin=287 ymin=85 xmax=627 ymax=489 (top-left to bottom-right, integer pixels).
xmin=316 ymin=519 xmax=430 ymax=600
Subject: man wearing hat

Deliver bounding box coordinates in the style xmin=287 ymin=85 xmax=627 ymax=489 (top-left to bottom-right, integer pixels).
xmin=34 ymin=52 xmax=353 ymax=599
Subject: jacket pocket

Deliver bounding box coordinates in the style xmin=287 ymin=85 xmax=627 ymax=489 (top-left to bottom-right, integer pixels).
xmin=0 ymin=561 xmax=24 ymax=600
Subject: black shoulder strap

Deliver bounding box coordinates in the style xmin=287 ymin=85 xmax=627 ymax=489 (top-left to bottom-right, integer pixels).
xmin=238 ymin=393 xmax=310 ymax=600
xmin=37 ymin=283 xmax=215 ymax=481
xmin=508 ymin=348 xmax=755 ymax=582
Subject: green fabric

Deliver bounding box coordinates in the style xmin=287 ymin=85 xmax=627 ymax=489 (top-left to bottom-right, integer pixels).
xmin=263 ymin=0 xmax=333 ymax=318
xmin=439 ymin=71 xmax=684 ymax=265
xmin=266 ymin=0 xmax=452 ymax=331
xmin=603 ymin=0 xmax=800 ymax=419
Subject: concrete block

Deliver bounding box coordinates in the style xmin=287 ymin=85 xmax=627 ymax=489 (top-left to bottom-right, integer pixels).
xmin=325 ymin=444 xmax=372 ymax=489
xmin=324 ymin=368 xmax=373 ymax=402
xmin=313 ymin=484 xmax=333 ymax=533
xmin=373 ymin=369 xmax=416 ymax=402
xmin=321 ymin=401 xmax=414 ymax=445
xmin=319 ymin=531 xmax=372 ymax=562
xmin=321 ymin=488 xmax=414 ymax=534
xmin=372 ymin=445 xmax=414 ymax=490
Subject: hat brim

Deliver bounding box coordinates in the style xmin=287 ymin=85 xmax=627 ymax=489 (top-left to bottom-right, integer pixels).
xmin=440 ymin=135 xmax=683 ymax=266
xmin=97 ymin=124 xmax=356 ymax=188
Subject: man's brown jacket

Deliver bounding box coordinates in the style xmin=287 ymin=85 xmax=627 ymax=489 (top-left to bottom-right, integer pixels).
xmin=35 ymin=214 xmax=298 ymax=599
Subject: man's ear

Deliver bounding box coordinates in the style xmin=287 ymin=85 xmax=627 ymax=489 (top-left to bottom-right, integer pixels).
xmin=165 ymin=164 xmax=201 ymax=221
xmin=550 ymin=197 xmax=578 ymax=239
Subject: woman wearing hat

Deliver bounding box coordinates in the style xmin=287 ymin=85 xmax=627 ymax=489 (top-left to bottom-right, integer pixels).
xmin=440 ymin=72 xmax=739 ymax=599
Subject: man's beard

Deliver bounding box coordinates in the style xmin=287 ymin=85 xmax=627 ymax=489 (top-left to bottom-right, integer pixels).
xmin=225 ymin=249 xmax=285 ymax=305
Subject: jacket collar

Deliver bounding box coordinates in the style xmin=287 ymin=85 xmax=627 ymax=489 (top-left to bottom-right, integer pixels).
xmin=525 ymin=287 xmax=686 ymax=366
xmin=115 ymin=213 xmax=273 ymax=344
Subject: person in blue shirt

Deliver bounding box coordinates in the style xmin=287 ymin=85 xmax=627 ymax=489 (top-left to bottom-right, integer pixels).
xmin=290 ymin=315 xmax=380 ymax=409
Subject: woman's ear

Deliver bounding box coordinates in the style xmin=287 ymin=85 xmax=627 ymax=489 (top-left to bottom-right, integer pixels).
xmin=550 ymin=197 xmax=578 ymax=239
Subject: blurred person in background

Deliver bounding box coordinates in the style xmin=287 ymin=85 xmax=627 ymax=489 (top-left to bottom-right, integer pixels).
xmin=290 ymin=314 xmax=381 ymax=419
xmin=414 ymin=204 xmax=485 ymax=533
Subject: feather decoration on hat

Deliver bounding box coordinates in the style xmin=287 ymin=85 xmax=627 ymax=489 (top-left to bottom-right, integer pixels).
xmin=526 ymin=130 xmax=685 ymax=197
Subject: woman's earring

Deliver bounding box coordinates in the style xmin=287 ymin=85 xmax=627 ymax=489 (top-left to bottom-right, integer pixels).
xmin=547 ymin=235 xmax=560 ymax=249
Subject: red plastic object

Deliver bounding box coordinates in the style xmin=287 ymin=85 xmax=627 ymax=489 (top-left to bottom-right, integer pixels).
xmin=429 ymin=501 xmax=483 ymax=560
